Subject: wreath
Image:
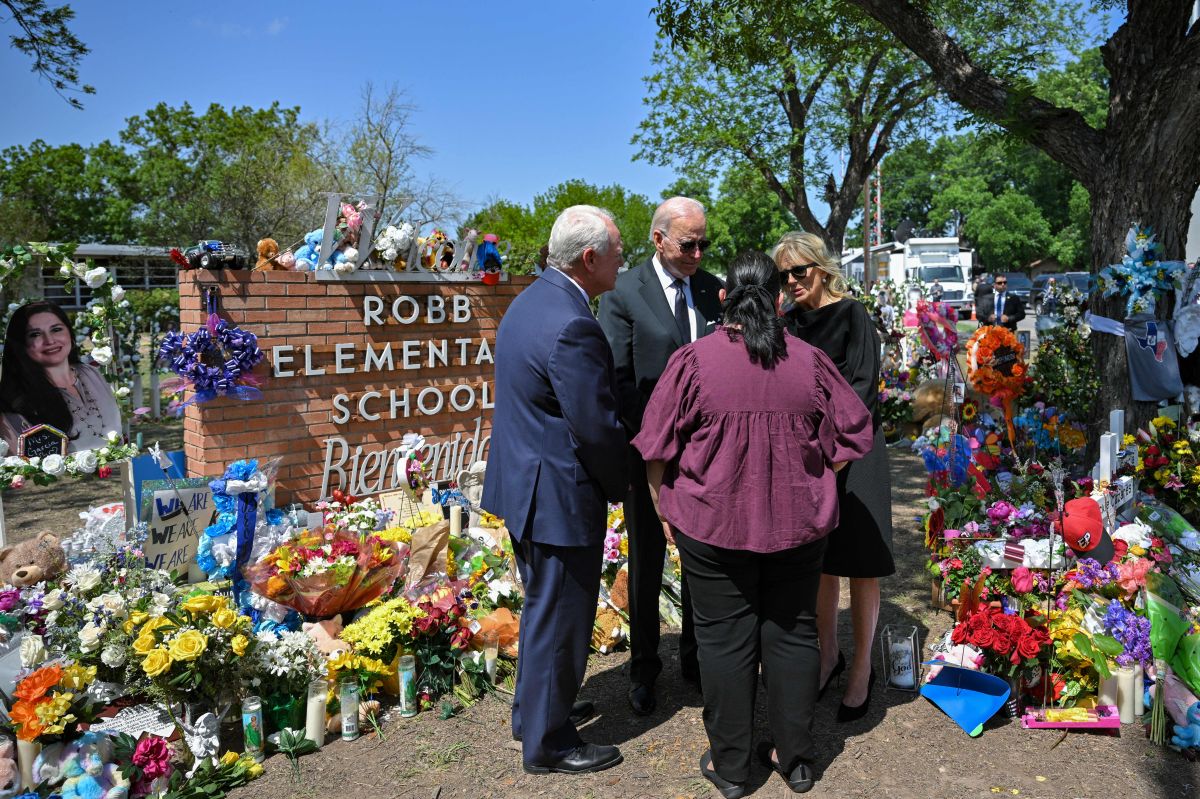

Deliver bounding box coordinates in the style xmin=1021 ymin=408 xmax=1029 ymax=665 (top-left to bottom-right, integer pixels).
xmin=158 ymin=318 xmax=265 ymax=413
xmin=967 ymin=325 xmax=1027 ymax=446
xmin=1096 ymin=225 xmax=1184 ymax=315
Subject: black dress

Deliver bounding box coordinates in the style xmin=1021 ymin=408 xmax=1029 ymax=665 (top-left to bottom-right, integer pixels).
xmin=784 ymin=299 xmax=895 ymax=578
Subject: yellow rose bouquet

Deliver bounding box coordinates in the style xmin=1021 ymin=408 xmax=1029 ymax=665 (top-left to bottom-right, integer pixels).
xmin=127 ymin=591 xmax=257 ymax=709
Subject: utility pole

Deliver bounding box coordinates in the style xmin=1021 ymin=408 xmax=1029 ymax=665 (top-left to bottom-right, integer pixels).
xmin=863 ymin=175 xmax=873 ymax=286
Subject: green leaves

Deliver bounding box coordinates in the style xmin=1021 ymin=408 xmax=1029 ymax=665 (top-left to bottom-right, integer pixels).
xmin=1071 ymin=632 xmax=1123 ymax=680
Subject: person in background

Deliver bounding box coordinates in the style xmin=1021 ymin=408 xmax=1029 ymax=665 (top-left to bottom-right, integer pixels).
xmin=975 ymin=275 xmax=1025 ymax=331
xmin=481 ymin=205 xmax=628 ymax=775
xmin=929 ymin=279 xmax=944 ymax=302
xmin=598 ymin=196 xmax=723 ymax=716
xmin=0 ymin=300 xmax=122 ymax=455
xmin=634 ymin=250 xmax=873 ymax=797
xmin=772 ymin=232 xmax=896 ymax=725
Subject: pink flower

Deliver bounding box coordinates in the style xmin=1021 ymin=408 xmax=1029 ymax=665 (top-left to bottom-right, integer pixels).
xmin=1165 ymin=473 xmax=1185 ymax=490
xmin=132 ymin=735 xmax=172 ymax=780
xmin=1010 ymin=567 xmax=1035 ymax=593
xmin=1117 ymin=558 xmax=1153 ymax=596
xmin=944 ymin=529 xmax=961 ymax=540
xmin=8 ymin=476 xmax=23 ymax=489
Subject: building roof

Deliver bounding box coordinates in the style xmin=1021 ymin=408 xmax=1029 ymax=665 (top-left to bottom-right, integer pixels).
xmin=50 ymin=243 xmax=173 ymax=258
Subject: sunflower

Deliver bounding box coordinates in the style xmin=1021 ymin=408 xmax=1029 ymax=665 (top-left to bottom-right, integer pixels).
xmin=961 ymin=399 xmax=979 ymax=422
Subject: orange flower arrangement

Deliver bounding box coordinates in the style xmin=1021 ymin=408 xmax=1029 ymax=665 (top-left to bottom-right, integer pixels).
xmin=13 ymin=663 xmax=62 ymax=702
xmin=967 ymin=325 xmax=1027 ymax=446
xmin=9 ymin=662 xmax=94 ymax=742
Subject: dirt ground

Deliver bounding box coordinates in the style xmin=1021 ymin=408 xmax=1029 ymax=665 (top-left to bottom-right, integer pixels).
xmin=230 ymin=450 xmax=1200 ymax=799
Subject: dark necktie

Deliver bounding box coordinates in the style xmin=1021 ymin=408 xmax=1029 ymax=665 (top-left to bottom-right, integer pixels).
xmin=996 ymin=292 xmax=1005 ymax=317
xmin=672 ymin=278 xmax=691 ymax=343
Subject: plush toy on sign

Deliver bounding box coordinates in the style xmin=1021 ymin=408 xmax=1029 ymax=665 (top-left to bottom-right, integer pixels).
xmin=255 ymin=238 xmax=282 ymax=271
xmin=293 ymin=203 xmax=364 ymax=273
xmin=34 ymin=731 xmax=132 ymax=799
xmin=476 ymin=233 xmax=504 ymax=285
xmin=419 ymin=230 xmax=452 ymax=271
xmin=0 ymin=531 xmax=67 ymax=587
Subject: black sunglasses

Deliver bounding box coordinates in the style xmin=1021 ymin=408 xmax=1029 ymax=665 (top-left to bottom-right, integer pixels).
xmin=780 ymin=262 xmax=819 ymax=281
xmin=663 ymin=233 xmax=711 ymax=253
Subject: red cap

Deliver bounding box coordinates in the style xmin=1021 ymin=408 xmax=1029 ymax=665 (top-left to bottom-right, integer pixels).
xmin=1062 ymin=497 xmax=1115 ymax=563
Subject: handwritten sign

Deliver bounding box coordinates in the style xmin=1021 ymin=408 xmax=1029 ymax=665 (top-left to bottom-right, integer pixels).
xmin=89 ymin=703 xmax=176 ymax=738
xmin=17 ymin=424 xmax=68 ymax=459
xmin=140 ymin=479 xmax=214 ymax=581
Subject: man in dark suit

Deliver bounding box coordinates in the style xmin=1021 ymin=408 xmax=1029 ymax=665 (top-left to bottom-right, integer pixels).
xmin=481 ymin=205 xmax=629 ymax=775
xmin=597 ymin=196 xmax=723 ymax=716
xmin=976 ymin=275 xmax=1026 ymax=330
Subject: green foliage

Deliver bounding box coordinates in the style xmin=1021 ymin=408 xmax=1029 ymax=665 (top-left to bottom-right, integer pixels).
xmin=966 ymin=190 xmax=1051 ymax=271
xmin=1 ymin=0 xmax=94 ymax=108
xmin=462 ymin=180 xmax=656 ymax=274
xmin=1030 ymin=324 xmax=1099 ymax=421
xmin=704 ymin=163 xmax=798 ymax=272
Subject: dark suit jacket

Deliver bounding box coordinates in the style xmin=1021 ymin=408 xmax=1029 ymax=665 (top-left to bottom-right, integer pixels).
xmin=975 ymin=291 xmax=1026 ymax=330
xmin=480 ymin=267 xmax=627 ymax=547
xmin=597 ymin=258 xmax=724 ymax=434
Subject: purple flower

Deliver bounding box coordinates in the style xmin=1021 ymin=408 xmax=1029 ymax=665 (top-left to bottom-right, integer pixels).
xmin=1103 ymin=600 xmax=1152 ymax=668
xmin=0 ymin=588 xmax=21 ymax=612
xmin=986 ymin=501 xmax=1016 ymax=524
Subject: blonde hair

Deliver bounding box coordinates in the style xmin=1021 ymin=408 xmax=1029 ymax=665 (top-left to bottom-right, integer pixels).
xmin=770 ymin=232 xmax=848 ymax=299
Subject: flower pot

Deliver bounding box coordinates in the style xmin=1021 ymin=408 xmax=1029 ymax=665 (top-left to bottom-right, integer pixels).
xmin=380 ymin=651 xmax=402 ymax=696
xmin=265 ymin=693 xmax=307 ymax=734
xmin=1004 ymin=675 xmax=1022 ymax=719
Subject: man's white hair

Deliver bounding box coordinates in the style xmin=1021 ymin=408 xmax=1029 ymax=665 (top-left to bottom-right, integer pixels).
xmin=548 ymin=205 xmax=615 ymax=268
xmin=650 ymin=196 xmax=706 ymax=240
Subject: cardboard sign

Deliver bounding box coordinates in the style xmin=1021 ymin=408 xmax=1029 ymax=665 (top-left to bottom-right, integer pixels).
xmin=140 ymin=478 xmax=215 ymax=581
xmin=89 ymin=703 xmax=176 ymax=738
xmin=17 ymin=424 xmax=68 ymax=459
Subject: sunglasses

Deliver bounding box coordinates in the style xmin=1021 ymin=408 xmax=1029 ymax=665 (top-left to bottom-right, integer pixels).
xmin=994 ymin=281 xmax=1008 ymax=286
xmin=780 ymin=262 xmax=819 ymax=282
xmin=662 ymin=233 xmax=711 ymax=253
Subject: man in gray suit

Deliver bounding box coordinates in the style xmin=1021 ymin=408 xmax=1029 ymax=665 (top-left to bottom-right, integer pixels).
xmin=598 ymin=196 xmax=724 ymax=716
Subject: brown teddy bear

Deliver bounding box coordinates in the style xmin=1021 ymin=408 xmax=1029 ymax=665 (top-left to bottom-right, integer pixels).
xmin=0 ymin=532 xmax=67 ymax=587
xmin=255 ymin=238 xmax=283 ymax=270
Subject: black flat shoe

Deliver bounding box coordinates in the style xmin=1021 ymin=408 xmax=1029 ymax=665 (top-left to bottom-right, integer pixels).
xmin=512 ymin=700 xmax=596 ymax=742
xmin=523 ymin=742 xmax=623 ymax=774
xmin=817 ymin=650 xmax=846 ymax=700
xmin=836 ymin=668 xmax=876 ymax=723
xmin=700 ymin=750 xmax=746 ymax=799
xmin=755 ymin=741 xmax=815 ymax=793
xmin=628 ymin=682 xmax=656 ymax=716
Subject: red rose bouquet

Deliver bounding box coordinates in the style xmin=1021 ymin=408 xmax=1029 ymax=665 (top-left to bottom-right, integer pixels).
xmin=951 ymin=605 xmax=1050 ymax=678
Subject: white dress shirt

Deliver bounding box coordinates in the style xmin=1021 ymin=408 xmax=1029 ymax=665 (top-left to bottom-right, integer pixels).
xmin=652 ymin=256 xmax=698 ymax=340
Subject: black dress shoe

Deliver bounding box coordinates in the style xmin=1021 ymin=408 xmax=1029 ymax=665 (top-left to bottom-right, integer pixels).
xmin=756 ymin=741 xmax=815 ymax=793
xmin=836 ymin=669 xmax=877 ymax=723
xmin=523 ymin=742 xmax=623 ymax=774
xmin=699 ymin=750 xmax=745 ymax=799
xmin=817 ymin=650 xmax=846 ymax=700
xmin=628 ymin=683 xmax=656 ymax=716
xmin=513 ymin=700 xmax=597 ymax=741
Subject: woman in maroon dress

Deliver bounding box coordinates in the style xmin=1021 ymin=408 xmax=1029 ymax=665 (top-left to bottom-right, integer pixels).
xmin=633 ymin=251 xmax=873 ymax=797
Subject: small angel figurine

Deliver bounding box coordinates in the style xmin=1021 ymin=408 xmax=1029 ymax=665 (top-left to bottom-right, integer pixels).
xmin=183 ymin=713 xmax=221 ymax=777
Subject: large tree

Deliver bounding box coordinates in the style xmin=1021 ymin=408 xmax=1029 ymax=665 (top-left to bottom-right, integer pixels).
xmin=658 ymin=0 xmax=1200 ymax=431
xmin=639 ymin=0 xmax=1078 ymax=255
xmin=1 ymin=0 xmax=93 ymax=108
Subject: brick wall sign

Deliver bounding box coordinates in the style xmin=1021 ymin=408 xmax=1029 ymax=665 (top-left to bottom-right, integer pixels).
xmin=178 ymin=270 xmax=533 ymax=506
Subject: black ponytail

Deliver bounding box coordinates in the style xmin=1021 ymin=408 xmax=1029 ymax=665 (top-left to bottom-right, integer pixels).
xmin=721 ymin=251 xmax=787 ymax=368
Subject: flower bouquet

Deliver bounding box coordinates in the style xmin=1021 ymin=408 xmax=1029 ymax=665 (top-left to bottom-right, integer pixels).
xmin=245 ymin=527 xmax=405 ymax=617
xmin=248 ymin=630 xmax=326 ymax=732
xmin=9 ymin=662 xmax=99 ymax=743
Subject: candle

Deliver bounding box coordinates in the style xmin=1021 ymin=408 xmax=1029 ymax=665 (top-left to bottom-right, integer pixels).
xmin=1097 ymin=671 xmax=1118 ymax=707
xmin=1133 ymin=664 xmax=1145 ymax=715
xmin=482 ymin=631 xmax=500 ymax=683
xmin=306 ymin=678 xmax=327 ymax=748
xmin=1116 ymin=665 xmax=1138 ymax=723
xmin=450 ymin=504 xmax=462 ymax=538
xmin=398 ymin=655 xmax=419 ymax=718
xmin=16 ymin=739 xmax=40 ymax=789
xmin=339 ymin=679 xmax=360 ymax=741
xmin=888 ymin=641 xmax=915 ymax=689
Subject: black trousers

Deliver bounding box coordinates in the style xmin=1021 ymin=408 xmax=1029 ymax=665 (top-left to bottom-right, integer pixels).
xmin=676 ymin=532 xmax=826 ymax=784
xmin=625 ymin=465 xmax=697 ymax=685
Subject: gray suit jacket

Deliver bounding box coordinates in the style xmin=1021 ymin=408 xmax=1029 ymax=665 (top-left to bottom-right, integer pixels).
xmin=597 ymin=258 xmax=724 ymax=434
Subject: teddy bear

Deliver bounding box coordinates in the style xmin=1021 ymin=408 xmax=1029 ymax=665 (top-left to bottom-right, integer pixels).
xmin=1172 ymin=701 xmax=1200 ymax=749
xmin=591 ymin=604 xmax=626 ymax=655
xmin=34 ymin=732 xmax=130 ymax=799
xmin=0 ymin=737 xmax=16 ymax=798
xmin=255 ymin=238 xmax=284 ymax=271
xmin=302 ymin=614 xmax=348 ymax=656
xmin=0 ymin=531 xmax=67 ymax=588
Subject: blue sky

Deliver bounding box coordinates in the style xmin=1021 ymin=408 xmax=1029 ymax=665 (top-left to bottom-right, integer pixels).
xmin=0 ymin=1 xmax=680 ymax=213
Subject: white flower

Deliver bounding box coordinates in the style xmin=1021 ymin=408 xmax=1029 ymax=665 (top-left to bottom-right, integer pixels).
xmin=84 ymin=266 xmax=109 ymax=289
xmin=67 ymin=565 xmax=102 ymax=592
xmin=92 ymin=305 xmax=106 ymax=319
xmin=382 ymin=248 xmax=397 ymax=261
xmin=115 ymin=386 xmax=131 ymax=398
xmin=333 ymin=259 xmax=355 ymax=274
xmin=90 ymin=346 xmax=113 ymax=365
xmin=90 ymin=591 xmax=127 ymax=619
xmin=401 ymin=432 xmax=426 ymax=453
xmin=42 ymin=589 xmax=65 ymax=611
xmin=107 ymin=431 xmax=121 ymax=444
xmin=59 ymin=263 xmax=71 ymax=278
xmin=79 ymin=621 xmax=105 ymax=653
xmin=150 ymin=592 xmax=172 ymax=615
xmin=100 ymin=644 xmax=126 ymax=668
xmin=19 ymin=634 xmax=47 ymax=668
xmin=73 ymin=449 xmax=99 ymax=474
xmin=72 ymin=261 xmax=89 ymax=278
xmin=0 ymin=440 xmax=6 ymax=458
xmin=44 ymin=610 xmax=59 ymax=629
xmin=41 ymin=454 xmax=66 ymax=476
xmin=2 ymin=456 xmax=22 ymax=468
xmin=111 ymin=285 xmax=126 ymax=303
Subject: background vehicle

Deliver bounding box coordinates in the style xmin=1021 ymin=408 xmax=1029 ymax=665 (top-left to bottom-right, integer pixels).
xmin=904 ymin=237 xmax=971 ymax=312
xmin=1000 ymin=272 xmax=1033 ymax=305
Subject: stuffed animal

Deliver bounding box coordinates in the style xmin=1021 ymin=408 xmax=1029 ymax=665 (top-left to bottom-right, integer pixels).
xmin=302 ymin=614 xmax=348 ymax=656
xmin=608 ymin=566 xmax=630 ymax=613
xmin=591 ymin=604 xmax=626 ymax=655
xmin=34 ymin=732 xmax=129 ymax=799
xmin=0 ymin=738 xmax=16 ymax=798
xmin=255 ymin=238 xmax=283 ymax=270
xmin=1172 ymin=701 xmax=1200 ymax=749
xmin=0 ymin=531 xmax=66 ymax=587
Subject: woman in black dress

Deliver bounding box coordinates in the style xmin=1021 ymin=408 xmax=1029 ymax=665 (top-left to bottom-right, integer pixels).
xmin=772 ymin=232 xmax=895 ymax=723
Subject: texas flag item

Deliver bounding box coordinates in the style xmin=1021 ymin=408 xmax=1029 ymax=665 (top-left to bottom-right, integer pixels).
xmin=1124 ymin=314 xmax=1184 ymax=401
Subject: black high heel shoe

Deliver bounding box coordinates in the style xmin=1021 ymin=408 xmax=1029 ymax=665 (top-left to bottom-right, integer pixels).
xmin=817 ymin=650 xmax=846 ymax=700
xmin=836 ymin=668 xmax=876 ymax=723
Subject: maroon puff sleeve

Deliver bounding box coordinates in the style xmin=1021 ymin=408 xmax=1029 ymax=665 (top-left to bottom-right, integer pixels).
xmin=632 ymin=347 xmax=700 ymax=465
xmin=811 ymin=345 xmax=874 ymax=465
